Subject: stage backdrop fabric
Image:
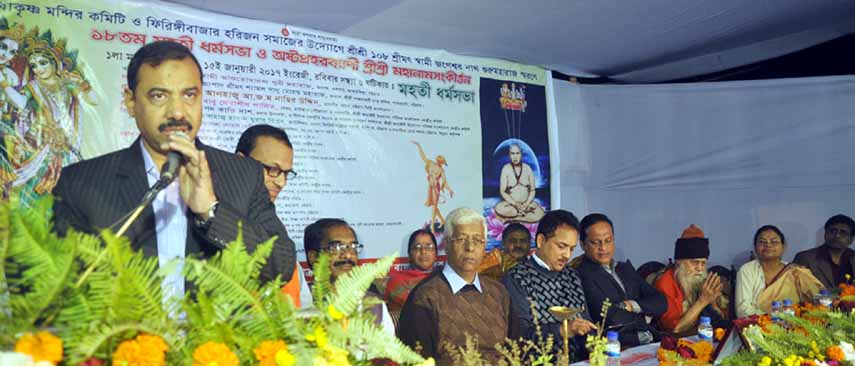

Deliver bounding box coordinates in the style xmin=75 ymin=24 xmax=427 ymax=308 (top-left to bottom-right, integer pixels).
xmin=554 ymin=76 xmax=855 ymax=268
xmin=0 ymin=0 xmax=552 ymax=265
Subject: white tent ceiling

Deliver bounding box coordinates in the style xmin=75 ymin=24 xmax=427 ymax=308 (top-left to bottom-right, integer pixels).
xmin=164 ymin=0 xmax=855 ymax=82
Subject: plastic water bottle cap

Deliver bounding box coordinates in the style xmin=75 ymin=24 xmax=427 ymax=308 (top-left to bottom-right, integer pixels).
xmin=699 ymin=316 xmax=711 ymax=324
xmin=606 ymin=331 xmax=619 ymax=341
xmin=772 ymin=300 xmax=782 ymax=307
xmin=820 ymin=289 xmax=830 ymax=296
xmin=783 ymin=299 xmax=793 ymax=306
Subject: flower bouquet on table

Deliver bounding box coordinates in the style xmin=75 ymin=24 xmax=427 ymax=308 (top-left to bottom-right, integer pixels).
xmin=836 ymin=277 xmax=855 ymax=313
xmin=656 ymin=336 xmax=713 ymax=366
xmin=720 ymin=304 xmax=855 ymax=366
xmin=0 ymin=196 xmax=431 ymax=366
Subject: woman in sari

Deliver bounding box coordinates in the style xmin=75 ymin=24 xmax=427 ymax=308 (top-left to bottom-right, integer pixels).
xmin=384 ymin=229 xmax=439 ymax=313
xmin=735 ymin=225 xmax=824 ymax=317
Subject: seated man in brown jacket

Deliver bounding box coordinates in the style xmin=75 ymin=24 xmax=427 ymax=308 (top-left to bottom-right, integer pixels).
xmin=398 ymin=207 xmax=518 ymax=366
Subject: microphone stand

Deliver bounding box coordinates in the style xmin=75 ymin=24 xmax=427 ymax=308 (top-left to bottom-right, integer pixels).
xmin=74 ymin=177 xmax=172 ymax=288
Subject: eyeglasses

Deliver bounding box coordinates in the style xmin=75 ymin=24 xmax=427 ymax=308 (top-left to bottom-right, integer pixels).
xmin=412 ymin=243 xmax=436 ymax=252
xmin=450 ymin=236 xmax=486 ymax=247
xmin=756 ymin=239 xmax=783 ymax=247
xmin=261 ymin=163 xmax=297 ymax=180
xmin=321 ymin=241 xmax=363 ymax=254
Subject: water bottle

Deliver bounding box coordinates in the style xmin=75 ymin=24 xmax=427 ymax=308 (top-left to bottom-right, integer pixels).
xmin=770 ymin=300 xmax=782 ymax=323
xmin=818 ymin=289 xmax=833 ymax=309
xmin=605 ymin=331 xmax=621 ymax=366
xmin=698 ymin=316 xmax=713 ymax=342
xmin=782 ymin=299 xmax=796 ymax=317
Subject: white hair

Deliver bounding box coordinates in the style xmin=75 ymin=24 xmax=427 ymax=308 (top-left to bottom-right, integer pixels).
xmin=443 ymin=207 xmax=487 ymax=240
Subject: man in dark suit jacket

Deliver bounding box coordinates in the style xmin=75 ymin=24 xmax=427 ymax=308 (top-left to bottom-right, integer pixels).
xmin=793 ymin=214 xmax=855 ymax=288
xmin=576 ymin=213 xmax=666 ymax=348
xmin=51 ymin=41 xmax=295 ymax=287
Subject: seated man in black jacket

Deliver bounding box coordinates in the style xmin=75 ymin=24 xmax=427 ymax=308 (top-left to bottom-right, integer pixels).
xmin=576 ymin=213 xmax=667 ymax=348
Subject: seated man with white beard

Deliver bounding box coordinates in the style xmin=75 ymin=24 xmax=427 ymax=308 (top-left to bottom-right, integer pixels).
xmin=654 ymin=225 xmax=727 ymax=333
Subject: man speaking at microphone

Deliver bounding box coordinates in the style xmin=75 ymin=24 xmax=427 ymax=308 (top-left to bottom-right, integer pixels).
xmin=51 ymin=41 xmax=296 ymax=297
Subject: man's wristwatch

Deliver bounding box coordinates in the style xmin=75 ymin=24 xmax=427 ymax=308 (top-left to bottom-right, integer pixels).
xmin=195 ymin=201 xmax=219 ymax=229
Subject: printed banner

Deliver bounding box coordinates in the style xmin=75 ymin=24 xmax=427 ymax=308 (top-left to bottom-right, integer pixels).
xmin=0 ymin=0 xmax=549 ymax=265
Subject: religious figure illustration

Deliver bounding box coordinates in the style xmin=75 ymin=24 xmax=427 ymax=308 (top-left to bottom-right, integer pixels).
xmin=0 ymin=34 xmax=21 ymax=122
xmin=412 ymin=140 xmax=454 ymax=233
xmin=0 ymin=26 xmax=23 ymax=190
xmin=494 ymin=143 xmax=544 ymax=223
xmin=0 ymin=25 xmax=97 ymax=203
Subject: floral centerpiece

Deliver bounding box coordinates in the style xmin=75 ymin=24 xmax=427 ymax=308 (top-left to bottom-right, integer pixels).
xmin=0 ymin=196 xmax=431 ymax=365
xmin=656 ymin=336 xmax=713 ymax=366
xmin=836 ymin=277 xmax=855 ymax=313
xmin=721 ymin=303 xmax=855 ymax=366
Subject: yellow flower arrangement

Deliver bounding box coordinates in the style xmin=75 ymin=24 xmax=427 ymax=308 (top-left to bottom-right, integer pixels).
xmin=14 ymin=331 xmax=63 ymax=364
xmin=192 ymin=342 xmax=239 ymax=366
xmin=254 ymin=340 xmax=290 ymax=366
xmin=112 ymin=333 xmax=168 ymax=366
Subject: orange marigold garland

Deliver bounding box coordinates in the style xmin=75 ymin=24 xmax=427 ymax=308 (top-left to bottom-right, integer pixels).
xmin=14 ymin=331 xmax=64 ymax=364
xmin=192 ymin=341 xmax=239 ymax=366
xmin=112 ymin=333 xmax=169 ymax=366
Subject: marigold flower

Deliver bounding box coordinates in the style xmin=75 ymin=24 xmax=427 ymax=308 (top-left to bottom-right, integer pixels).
xmin=714 ymin=328 xmax=726 ymax=341
xmin=255 ymin=340 xmax=288 ymax=366
xmin=136 ymin=334 xmax=168 ymax=354
xmin=274 ymin=349 xmax=296 ymax=366
xmin=690 ymin=341 xmax=713 ymax=363
xmin=112 ymin=334 xmax=168 ymax=366
xmin=306 ymin=327 xmax=328 ymax=348
xmin=192 ymin=342 xmax=239 ymax=366
xmin=327 ymin=304 xmax=344 ymax=320
xmin=827 ymin=346 xmax=845 ymax=362
xmin=14 ymin=331 xmax=63 ymax=364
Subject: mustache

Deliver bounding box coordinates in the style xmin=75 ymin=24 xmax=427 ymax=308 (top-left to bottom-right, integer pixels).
xmin=333 ymin=259 xmax=357 ymax=268
xmin=157 ymin=119 xmax=193 ymax=133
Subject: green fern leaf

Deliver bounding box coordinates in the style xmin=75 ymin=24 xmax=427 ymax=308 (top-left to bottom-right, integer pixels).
xmin=312 ymin=254 xmax=332 ymax=308
xmin=329 ymin=254 xmax=396 ymax=316
xmin=328 ymin=316 xmax=425 ymax=364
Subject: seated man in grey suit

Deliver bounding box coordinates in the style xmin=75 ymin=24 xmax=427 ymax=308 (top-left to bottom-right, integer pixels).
xmin=51 ymin=41 xmax=295 ymax=299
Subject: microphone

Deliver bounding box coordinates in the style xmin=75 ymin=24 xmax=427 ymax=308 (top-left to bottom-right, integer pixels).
xmin=159 ymin=131 xmax=188 ymax=185
xmin=160 ymin=151 xmax=181 ymax=184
